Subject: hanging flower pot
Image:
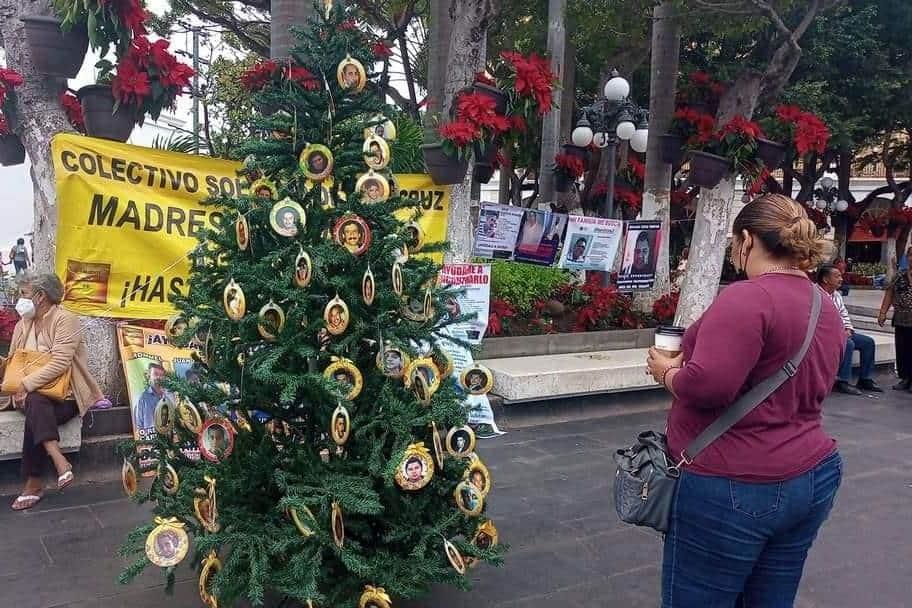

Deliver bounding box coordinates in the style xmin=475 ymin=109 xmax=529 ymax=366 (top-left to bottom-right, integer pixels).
xmin=472 ymin=82 xmax=508 ymax=115
xmin=756 ymin=138 xmax=787 ymax=170
xmin=0 ymin=135 xmax=26 ymax=167
xmin=658 ymin=134 xmax=686 ymax=165
xmin=421 ymin=143 xmax=469 ymax=185
xmin=472 ymin=138 xmax=498 ymax=184
xmin=689 ymin=151 xmax=731 ymax=189
xmin=870 ymin=223 xmax=886 ymax=238
xmin=20 ymin=16 xmax=89 ymax=79
xmin=78 ymin=85 xmax=136 ymax=142
xmin=562 ymin=144 xmax=588 ymax=160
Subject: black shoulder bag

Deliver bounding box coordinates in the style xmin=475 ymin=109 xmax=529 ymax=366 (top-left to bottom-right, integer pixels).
xmin=613 ymin=282 xmax=822 ymax=533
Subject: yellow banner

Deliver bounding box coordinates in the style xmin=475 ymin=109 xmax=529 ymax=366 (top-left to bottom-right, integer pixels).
xmin=52 ymin=133 xmax=449 ymax=319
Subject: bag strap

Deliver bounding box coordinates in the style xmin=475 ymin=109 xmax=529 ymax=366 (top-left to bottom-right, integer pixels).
xmin=677 ymin=282 xmax=822 ymax=468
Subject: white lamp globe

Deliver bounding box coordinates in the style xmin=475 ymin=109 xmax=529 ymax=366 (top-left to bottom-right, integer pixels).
xmin=815 ymin=198 xmax=827 ymax=210
xmin=836 ymin=199 xmax=849 ymax=212
xmin=593 ymin=132 xmax=609 ymax=148
xmin=571 ymin=125 xmax=594 ymax=147
xmin=630 ymin=128 xmax=648 ymax=153
xmin=820 ymin=176 xmax=835 ymax=190
xmin=616 ymin=121 xmax=636 ymax=141
xmin=604 ymin=76 xmax=630 ymax=101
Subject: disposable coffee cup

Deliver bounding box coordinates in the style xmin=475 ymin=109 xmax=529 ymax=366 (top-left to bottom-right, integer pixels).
xmin=655 ymin=325 xmax=685 ymax=358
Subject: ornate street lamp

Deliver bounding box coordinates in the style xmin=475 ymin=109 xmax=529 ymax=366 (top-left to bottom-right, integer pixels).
xmin=571 ymin=70 xmax=649 ymax=219
xmin=813 ymin=176 xmax=849 ymax=215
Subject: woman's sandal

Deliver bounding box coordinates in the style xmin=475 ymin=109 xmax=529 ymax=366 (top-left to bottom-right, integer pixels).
xmin=57 ymin=469 xmax=75 ymax=491
xmin=11 ymin=493 xmax=43 ymax=511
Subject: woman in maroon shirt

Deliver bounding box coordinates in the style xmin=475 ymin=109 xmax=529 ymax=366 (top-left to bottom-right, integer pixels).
xmin=647 ymin=194 xmax=845 ymax=607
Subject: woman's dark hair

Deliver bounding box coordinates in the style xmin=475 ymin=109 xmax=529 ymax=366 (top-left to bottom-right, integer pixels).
xmin=815 ymin=264 xmax=837 ymax=284
xmin=406 ymin=456 xmax=422 ymax=468
xmin=636 ymin=231 xmax=650 ymax=246
xmin=731 ymin=194 xmax=827 ymax=271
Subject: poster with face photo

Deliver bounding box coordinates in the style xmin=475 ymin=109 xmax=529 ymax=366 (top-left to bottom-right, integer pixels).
xmin=558 ymin=216 xmax=624 ymax=272
xmin=117 ymin=324 xmax=203 ymax=472
xmin=437 ymin=264 xmax=491 ymax=344
xmin=617 ymin=220 xmax=662 ymax=290
xmin=473 ymin=202 xmax=524 ymax=259
xmin=512 ymin=209 xmax=569 ymax=265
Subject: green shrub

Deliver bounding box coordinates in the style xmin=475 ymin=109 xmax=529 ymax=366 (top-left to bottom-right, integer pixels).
xmin=490 ymin=261 xmax=571 ymax=314
xmin=852 ymin=262 xmax=887 ymax=276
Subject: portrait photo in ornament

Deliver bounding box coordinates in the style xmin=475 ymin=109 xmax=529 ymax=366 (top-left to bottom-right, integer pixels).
xmin=160 ymin=463 xmax=180 ymax=495
xmin=446 ymin=425 xmax=476 ymax=458
xmin=460 ymin=364 xmax=494 ymax=395
xmin=331 ymin=404 xmax=350 ymax=445
xmin=466 ymin=459 xmax=492 ymax=496
xmin=394 ymin=443 xmax=434 ymax=491
xmin=154 ymin=398 xmax=173 ymax=436
xmin=223 ymin=280 xmax=246 ymax=321
xmin=356 ymin=172 xmax=390 ymax=203
xmin=362 ymin=267 xmax=375 ymax=305
xmin=444 ymin=539 xmax=466 ymax=575
xmin=300 ymin=144 xmax=334 ymax=181
xmin=122 ymin=459 xmax=137 ymax=497
xmin=332 ymin=501 xmax=345 ymax=548
xmin=454 ymin=480 xmax=484 ymax=516
xmin=412 ymin=372 xmax=430 ymax=405
xmin=323 ymin=296 xmax=350 ymax=335
xmin=251 ymin=178 xmax=278 ymax=200
xmin=270 ymin=199 xmax=306 ymax=238
xmin=334 ymin=214 xmax=372 ymax=256
xmin=337 ymin=55 xmax=366 ymax=92
xmin=178 ymin=399 xmax=203 ymax=434
xmin=293 ymin=250 xmax=313 ymax=288
xmin=165 ymin=314 xmax=188 ymax=339
xmin=145 ymin=519 xmax=190 ymax=568
xmin=404 ymin=222 xmax=424 ymax=251
xmin=257 ymin=301 xmax=286 ymax=340
xmin=377 ymin=345 xmax=409 ymax=378
xmin=324 ymin=359 xmax=363 ymax=400
xmin=362 ymin=135 xmax=390 ymax=171
xmin=199 ymin=419 xmax=235 ymax=462
xmin=402 ymin=295 xmax=427 ymax=322
xmin=364 ymin=115 xmax=396 ymax=141
xmin=195 ymin=494 xmax=220 ymax=533
xmin=236 ymin=215 xmax=250 ymax=251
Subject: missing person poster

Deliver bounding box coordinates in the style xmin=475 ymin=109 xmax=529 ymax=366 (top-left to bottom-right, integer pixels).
xmin=474 ymin=202 xmax=524 ymax=259
xmin=117 ymin=324 xmax=201 ymax=470
xmin=512 ymin=209 xmax=569 ymax=265
xmin=558 ymin=216 xmax=624 ymax=272
xmin=617 ymin=220 xmax=662 ymax=290
xmin=435 ymin=337 xmax=505 ymax=437
xmin=438 ymin=264 xmax=491 ymax=344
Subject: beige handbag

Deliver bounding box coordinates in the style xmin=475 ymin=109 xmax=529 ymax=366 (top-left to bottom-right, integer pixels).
xmin=1 ymin=350 xmax=72 ymax=401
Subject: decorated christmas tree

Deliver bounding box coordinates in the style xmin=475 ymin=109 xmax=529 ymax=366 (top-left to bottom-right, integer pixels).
xmin=117 ymin=3 xmax=504 ymax=607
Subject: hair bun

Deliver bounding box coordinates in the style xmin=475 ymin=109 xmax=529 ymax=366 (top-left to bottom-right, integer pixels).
xmin=731 ymin=194 xmax=830 ymax=271
xmin=778 ymin=216 xmax=826 ymax=270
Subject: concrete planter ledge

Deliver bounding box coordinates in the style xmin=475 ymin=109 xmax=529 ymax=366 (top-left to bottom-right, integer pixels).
xmin=0 ymin=410 xmax=82 ymax=461
xmin=481 ymin=331 xmax=896 ymax=403
xmin=479 ymin=328 xmax=654 ymax=360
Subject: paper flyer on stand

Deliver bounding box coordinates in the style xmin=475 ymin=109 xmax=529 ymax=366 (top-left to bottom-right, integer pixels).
xmin=617 ymin=220 xmax=662 ymax=290
xmin=474 ymin=202 xmax=524 ymax=259
xmin=558 ymin=216 xmax=624 ymax=271
xmin=437 ymin=263 xmax=491 ymax=344
xmin=512 ymin=209 xmax=569 ymax=265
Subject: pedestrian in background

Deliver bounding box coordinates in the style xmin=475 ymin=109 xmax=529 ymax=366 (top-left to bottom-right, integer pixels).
xmin=9 ymin=238 xmax=29 ymax=275
xmin=647 ymin=194 xmax=844 ymax=606
xmin=877 ymin=265 xmax=912 ymax=390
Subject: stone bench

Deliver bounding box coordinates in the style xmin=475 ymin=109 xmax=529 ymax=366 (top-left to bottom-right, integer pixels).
xmin=481 ymin=331 xmax=896 ymax=403
xmin=0 ymin=410 xmax=83 ymax=461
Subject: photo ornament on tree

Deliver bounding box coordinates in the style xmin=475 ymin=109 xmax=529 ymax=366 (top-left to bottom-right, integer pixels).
xmin=199 ymin=419 xmax=236 ymax=463
xmin=223 ymin=279 xmax=246 ymax=321
xmin=356 ymin=171 xmax=390 ymax=203
xmin=359 ymin=586 xmax=392 ymax=608
xmin=199 ymin=550 xmax=221 ymax=608
xmin=394 ymin=442 xmax=435 ymax=491
xmin=337 ymin=54 xmax=367 ymax=92
xmin=145 ymin=518 xmax=190 ymax=568
xmin=300 ymin=143 xmax=334 ymax=182
xmin=270 ymin=198 xmax=307 ymax=238
xmin=362 ymin=134 xmax=390 ymax=171
xmin=334 ymin=214 xmax=372 ymax=256
xmin=293 ymin=249 xmax=313 ymax=288
xmin=250 ymin=178 xmax=278 ymax=200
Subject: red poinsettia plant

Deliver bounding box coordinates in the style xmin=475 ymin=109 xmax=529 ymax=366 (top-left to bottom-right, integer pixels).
xmin=438 ymin=91 xmax=511 ymax=159
xmin=495 ymin=51 xmax=559 ymax=116
xmin=677 ymin=71 xmax=726 ymax=112
xmin=671 ymin=107 xmax=716 ymax=145
xmin=856 ymin=214 xmax=888 ymax=237
xmin=553 ymin=153 xmax=586 ymax=179
xmin=240 ymin=59 xmax=320 ymax=93
xmin=0 ymin=306 xmax=18 ymax=344
xmin=767 ymin=104 xmax=831 ymax=157
xmin=54 ymin=0 xmax=147 ymax=56
xmin=652 ymin=292 xmax=680 ymax=325
xmin=700 ymin=115 xmax=763 ymax=172
xmin=60 ymin=90 xmax=86 ymax=134
xmin=103 ymin=35 xmax=194 ymax=124
xmin=0 ymin=68 xmax=24 ymax=136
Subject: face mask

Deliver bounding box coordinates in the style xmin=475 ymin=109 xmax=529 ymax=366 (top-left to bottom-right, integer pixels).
xmin=733 ymin=241 xmax=751 ymax=282
xmin=15 ymin=298 xmax=36 ymax=319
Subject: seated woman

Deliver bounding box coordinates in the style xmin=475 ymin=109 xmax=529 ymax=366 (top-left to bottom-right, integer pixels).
xmin=2 ymin=273 xmax=106 ymax=510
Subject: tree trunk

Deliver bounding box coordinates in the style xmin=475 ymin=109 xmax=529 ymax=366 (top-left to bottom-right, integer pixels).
xmin=559 ymin=40 xmax=576 ymax=140
xmin=536 ymin=0 xmax=566 ymax=207
xmin=0 ymin=0 xmax=124 ymax=399
xmin=441 ymin=0 xmax=496 ymax=263
xmin=636 ymin=1 xmax=680 ymax=311
xmin=271 ymin=0 xmax=314 ymax=59
xmin=424 ymin=0 xmax=453 ymax=131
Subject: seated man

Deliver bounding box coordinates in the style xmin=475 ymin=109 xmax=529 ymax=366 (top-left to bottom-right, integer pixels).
xmin=817 ymin=264 xmax=883 ymax=395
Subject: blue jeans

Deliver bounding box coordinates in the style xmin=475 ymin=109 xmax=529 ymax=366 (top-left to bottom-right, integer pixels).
xmin=838 ymin=331 xmax=875 ymax=382
xmin=662 ymin=451 xmax=842 ymax=607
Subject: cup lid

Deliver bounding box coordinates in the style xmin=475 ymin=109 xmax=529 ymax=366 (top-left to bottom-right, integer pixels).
xmin=656 ymin=325 xmax=685 ymax=336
